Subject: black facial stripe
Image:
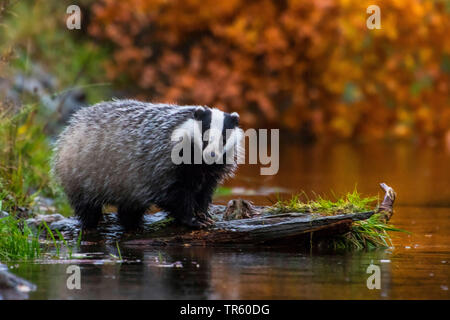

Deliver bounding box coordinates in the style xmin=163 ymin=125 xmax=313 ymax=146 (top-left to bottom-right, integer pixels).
xmin=223 ymin=113 xmax=238 ymax=131
xmin=194 ymin=109 xmax=238 ymax=150
xmin=222 ymin=113 xmax=238 ymax=145
xmin=199 ymin=108 xmax=212 ymax=135
xmin=194 ymin=108 xmax=211 ymax=150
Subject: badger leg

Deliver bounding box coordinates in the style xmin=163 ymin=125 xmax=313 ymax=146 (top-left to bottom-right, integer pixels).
xmin=194 ymin=187 xmax=215 ymax=220
xmin=74 ymin=202 xmax=103 ymax=230
xmin=194 ymin=179 xmax=218 ymax=221
xmin=117 ymin=203 xmax=146 ymax=231
xmin=165 ymin=192 xmax=211 ymax=228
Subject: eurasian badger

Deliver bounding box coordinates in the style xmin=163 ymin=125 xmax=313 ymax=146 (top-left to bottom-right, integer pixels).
xmin=52 ymin=99 xmax=243 ymax=230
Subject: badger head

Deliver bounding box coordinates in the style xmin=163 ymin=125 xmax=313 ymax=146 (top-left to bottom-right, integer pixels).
xmin=171 ymin=106 xmax=243 ymax=165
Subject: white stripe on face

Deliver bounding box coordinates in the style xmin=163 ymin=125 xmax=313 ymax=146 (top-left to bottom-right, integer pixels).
xmin=224 ymin=127 xmax=244 ymax=164
xmin=208 ymin=109 xmax=224 ymax=147
xmin=224 ymin=127 xmax=243 ymax=153
xmin=172 ymin=118 xmax=203 ymax=149
xmin=203 ymin=109 xmax=224 ymax=163
xmin=210 ymin=108 xmax=224 ymax=136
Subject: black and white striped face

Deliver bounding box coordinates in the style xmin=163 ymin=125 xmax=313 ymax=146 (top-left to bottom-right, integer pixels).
xmin=172 ymin=106 xmax=243 ymax=165
xmin=193 ymin=107 xmax=243 ymax=164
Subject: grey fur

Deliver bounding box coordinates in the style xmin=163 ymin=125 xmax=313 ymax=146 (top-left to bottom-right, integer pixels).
xmin=51 ymin=99 xmax=239 ymax=229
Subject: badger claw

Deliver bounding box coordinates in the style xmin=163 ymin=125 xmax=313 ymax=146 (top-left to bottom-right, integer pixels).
xmin=180 ymin=215 xmax=214 ymax=229
xmin=195 ymin=211 xmax=215 ymax=223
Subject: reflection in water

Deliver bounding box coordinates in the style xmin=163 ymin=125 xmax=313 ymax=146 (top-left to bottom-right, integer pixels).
xmin=8 ymin=142 xmax=450 ymax=299
xmin=224 ymin=141 xmax=450 ymax=207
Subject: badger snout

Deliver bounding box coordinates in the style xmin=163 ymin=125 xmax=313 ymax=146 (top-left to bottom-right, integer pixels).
xmin=203 ymin=146 xmax=221 ymax=164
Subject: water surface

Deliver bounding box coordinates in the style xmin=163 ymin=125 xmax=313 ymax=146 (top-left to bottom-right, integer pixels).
xmin=8 ymin=142 xmax=450 ymax=299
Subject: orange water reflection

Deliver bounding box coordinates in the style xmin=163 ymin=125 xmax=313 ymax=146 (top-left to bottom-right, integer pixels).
xmin=209 ymin=141 xmax=450 ymax=299
xmin=11 ymin=142 xmax=450 ymax=299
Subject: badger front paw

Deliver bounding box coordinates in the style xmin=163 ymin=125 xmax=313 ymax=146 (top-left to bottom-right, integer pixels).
xmin=180 ymin=214 xmax=214 ymax=229
xmin=195 ymin=211 xmax=215 ymax=224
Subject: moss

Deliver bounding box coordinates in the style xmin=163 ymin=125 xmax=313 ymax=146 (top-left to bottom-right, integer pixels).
xmin=268 ymin=190 xmax=406 ymax=249
xmin=268 ymin=189 xmax=378 ymax=215
xmin=146 ymin=217 xmax=175 ymax=232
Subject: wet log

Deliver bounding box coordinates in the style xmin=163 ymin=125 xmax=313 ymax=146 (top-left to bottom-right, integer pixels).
xmin=124 ymin=183 xmax=395 ymax=247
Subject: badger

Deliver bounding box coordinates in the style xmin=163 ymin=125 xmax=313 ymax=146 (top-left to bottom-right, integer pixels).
xmin=52 ymin=99 xmax=243 ymax=230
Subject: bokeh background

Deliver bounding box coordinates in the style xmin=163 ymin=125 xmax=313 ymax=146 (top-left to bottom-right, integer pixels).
xmin=1 ymin=0 xmax=450 ymax=143
xmin=1 ymin=0 xmax=450 ymax=300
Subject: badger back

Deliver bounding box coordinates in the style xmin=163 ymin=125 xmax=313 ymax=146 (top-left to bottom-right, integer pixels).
xmin=51 ymin=100 xmax=242 ymax=201
xmin=51 ymin=101 xmax=197 ymax=200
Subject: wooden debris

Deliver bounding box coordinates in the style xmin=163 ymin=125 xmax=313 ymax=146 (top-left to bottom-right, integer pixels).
xmin=124 ymin=183 xmax=396 ymax=247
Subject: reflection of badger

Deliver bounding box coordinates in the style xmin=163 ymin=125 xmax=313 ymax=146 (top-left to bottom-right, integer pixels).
xmin=52 ymin=100 xmax=243 ymax=230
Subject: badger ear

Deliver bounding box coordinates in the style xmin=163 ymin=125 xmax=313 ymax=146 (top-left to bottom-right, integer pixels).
xmin=230 ymin=112 xmax=240 ymax=126
xmin=194 ymin=106 xmax=206 ymax=120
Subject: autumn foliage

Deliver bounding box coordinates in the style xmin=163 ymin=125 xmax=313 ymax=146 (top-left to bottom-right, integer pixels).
xmin=89 ymin=0 xmax=450 ymax=141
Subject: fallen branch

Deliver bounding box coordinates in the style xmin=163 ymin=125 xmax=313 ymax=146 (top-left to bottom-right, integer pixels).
xmin=124 ymin=183 xmax=396 ymax=247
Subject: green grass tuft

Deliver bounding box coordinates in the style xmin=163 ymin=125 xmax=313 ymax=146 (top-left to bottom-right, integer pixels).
xmin=0 ymin=103 xmax=71 ymax=216
xmin=268 ymin=189 xmax=378 ymax=215
xmin=330 ymin=213 xmax=408 ymax=250
xmin=268 ymin=190 xmax=406 ymax=249
xmin=0 ymin=216 xmax=41 ymax=261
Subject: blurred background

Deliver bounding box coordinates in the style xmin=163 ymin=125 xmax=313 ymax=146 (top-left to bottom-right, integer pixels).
xmin=1 ymin=0 xmax=450 ymax=143
xmin=1 ymin=0 xmax=450 ymax=300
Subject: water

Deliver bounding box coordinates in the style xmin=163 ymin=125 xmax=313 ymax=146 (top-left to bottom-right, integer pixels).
xmin=7 ymin=142 xmax=450 ymax=299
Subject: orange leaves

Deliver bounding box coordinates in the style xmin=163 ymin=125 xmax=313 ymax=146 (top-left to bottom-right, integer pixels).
xmin=88 ymin=0 xmax=450 ymax=141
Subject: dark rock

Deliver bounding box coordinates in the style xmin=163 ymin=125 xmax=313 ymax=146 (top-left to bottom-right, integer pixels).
xmin=1 ymin=62 xmax=88 ymax=135
xmin=0 ymin=264 xmax=36 ymax=300
xmin=48 ymin=216 xmax=80 ymax=232
xmin=26 ymin=213 xmax=65 ymax=229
